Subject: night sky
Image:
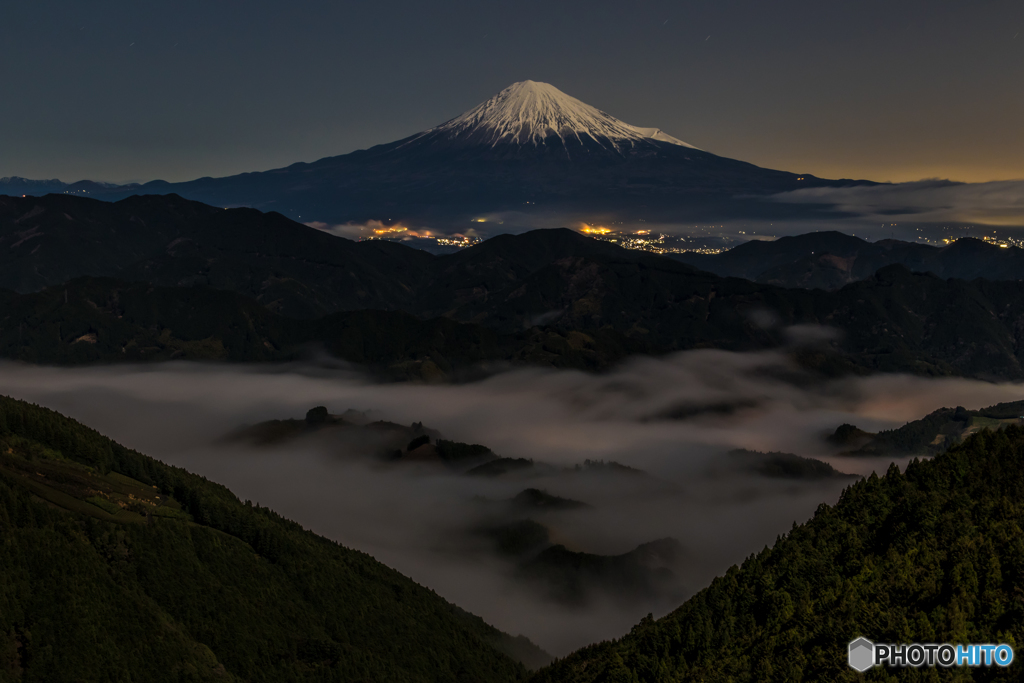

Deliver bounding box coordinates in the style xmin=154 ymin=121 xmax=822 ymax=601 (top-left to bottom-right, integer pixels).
xmin=3 ymin=0 xmax=1022 ymax=185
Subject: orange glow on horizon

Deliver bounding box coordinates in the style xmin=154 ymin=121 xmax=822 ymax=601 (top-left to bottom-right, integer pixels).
xmin=373 ymin=225 xmax=408 ymax=235
xmin=367 ymin=223 xmax=435 ymax=239
xmin=358 ymin=220 xmax=480 ymax=247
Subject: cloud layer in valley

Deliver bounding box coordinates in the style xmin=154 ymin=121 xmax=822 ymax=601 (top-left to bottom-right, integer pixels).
xmin=771 ymin=179 xmax=1024 ymax=229
xmin=2 ymin=352 xmax=1023 ymax=655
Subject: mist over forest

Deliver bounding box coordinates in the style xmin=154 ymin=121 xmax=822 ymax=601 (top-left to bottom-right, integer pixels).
xmin=4 ymin=349 xmax=1021 ymax=655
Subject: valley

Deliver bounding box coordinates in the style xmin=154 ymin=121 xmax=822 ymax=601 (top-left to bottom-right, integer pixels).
xmin=3 ymin=18 xmax=1022 ymax=676
xmin=4 ymin=352 xmax=1023 ymax=661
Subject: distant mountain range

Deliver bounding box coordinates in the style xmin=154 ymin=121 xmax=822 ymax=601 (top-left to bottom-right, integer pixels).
xmin=0 ymin=81 xmax=872 ymax=228
xmin=8 ymin=193 xmax=1024 ymax=380
xmin=671 ymin=230 xmax=1024 ymax=290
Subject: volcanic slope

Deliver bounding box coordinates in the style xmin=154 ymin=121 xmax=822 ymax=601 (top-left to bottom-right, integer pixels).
xmin=1 ymin=81 xmax=868 ymax=226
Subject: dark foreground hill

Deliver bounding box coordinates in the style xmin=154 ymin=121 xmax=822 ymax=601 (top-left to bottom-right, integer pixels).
xmin=531 ymin=427 xmax=1024 ymax=682
xmin=0 ymin=396 xmax=544 ymax=681
xmin=671 ymin=231 xmax=1024 ymax=290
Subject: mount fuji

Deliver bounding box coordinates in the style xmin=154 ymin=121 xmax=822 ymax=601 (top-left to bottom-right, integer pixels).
xmin=1 ymin=81 xmax=870 ymax=229
xmin=403 ymin=80 xmax=697 ymax=154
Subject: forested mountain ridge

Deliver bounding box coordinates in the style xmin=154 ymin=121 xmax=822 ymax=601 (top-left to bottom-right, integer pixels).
xmin=829 ymin=399 xmax=1024 ymax=458
xmin=671 ymin=231 xmax=1024 ymax=291
xmin=0 ymin=395 xmax=541 ymax=681
xmin=11 ymin=264 xmax=1024 ymax=382
xmin=0 ymin=277 xmax=639 ymax=378
xmin=0 ymin=193 xmax=431 ymax=318
xmin=530 ymin=427 xmax=1024 ymax=682
xmin=11 ymin=194 xmax=1024 ymax=380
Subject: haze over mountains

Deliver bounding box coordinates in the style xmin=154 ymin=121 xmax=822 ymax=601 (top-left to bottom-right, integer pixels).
xmin=6 ymin=340 xmax=1024 ymax=669
xmin=0 ymin=81 xmax=870 ymax=231
xmin=533 ymin=425 xmax=1024 ymax=682
xmin=0 ymin=395 xmax=545 ymax=680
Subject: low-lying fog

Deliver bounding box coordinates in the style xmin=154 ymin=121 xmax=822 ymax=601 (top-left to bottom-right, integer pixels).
xmin=2 ymin=350 xmax=1023 ymax=656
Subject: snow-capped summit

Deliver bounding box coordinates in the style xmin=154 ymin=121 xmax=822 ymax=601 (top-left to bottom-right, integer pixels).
xmin=6 ymin=80 xmax=854 ymax=227
xmin=413 ymin=80 xmax=696 ymax=153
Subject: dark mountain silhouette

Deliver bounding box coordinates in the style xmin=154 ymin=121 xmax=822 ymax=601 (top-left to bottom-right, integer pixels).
xmin=672 ymin=230 xmax=1024 ymax=290
xmin=10 ymin=194 xmax=1024 ymax=380
xmin=0 ymin=277 xmax=642 ymax=379
xmin=0 ymin=193 xmax=431 ymax=317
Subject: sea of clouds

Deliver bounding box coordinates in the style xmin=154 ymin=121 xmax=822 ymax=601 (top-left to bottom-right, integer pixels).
xmin=2 ymin=352 xmax=1023 ymax=655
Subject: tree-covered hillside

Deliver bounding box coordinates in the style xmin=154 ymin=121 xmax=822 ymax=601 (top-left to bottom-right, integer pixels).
xmin=0 ymin=396 xmax=541 ymax=682
xmin=12 ymin=195 xmax=1024 ymax=380
xmin=830 ymin=399 xmax=1024 ymax=458
xmin=0 ymin=277 xmax=637 ymax=379
xmin=670 ymin=231 xmax=1024 ymax=292
xmin=531 ymin=427 xmax=1024 ymax=682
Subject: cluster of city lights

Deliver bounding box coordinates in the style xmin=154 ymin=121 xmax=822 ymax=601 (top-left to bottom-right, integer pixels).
xmin=938 ymin=234 xmax=1024 ymax=249
xmin=980 ymin=235 xmax=1017 ymax=249
xmin=578 ymin=224 xmax=728 ymax=255
xmin=360 ymin=223 xmax=480 ymax=249
xmin=436 ymin=235 xmax=482 ymax=247
xmin=372 ymin=225 xmax=411 ymax=236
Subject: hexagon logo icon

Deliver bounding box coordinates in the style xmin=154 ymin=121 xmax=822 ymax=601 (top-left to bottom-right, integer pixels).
xmin=848 ymin=637 xmax=874 ymax=672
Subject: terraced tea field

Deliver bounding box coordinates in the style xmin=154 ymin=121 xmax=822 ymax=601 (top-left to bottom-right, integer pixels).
xmin=0 ymin=441 xmax=189 ymax=523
